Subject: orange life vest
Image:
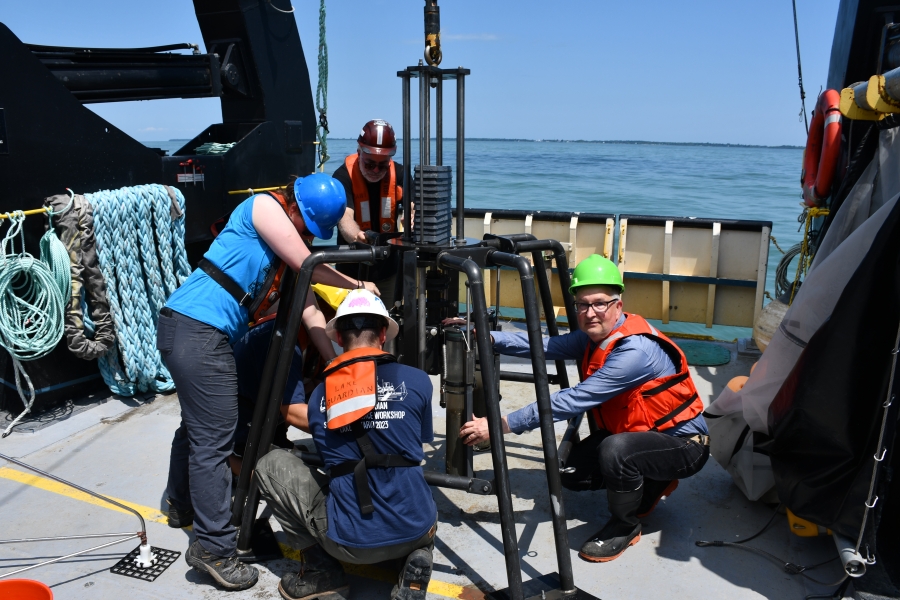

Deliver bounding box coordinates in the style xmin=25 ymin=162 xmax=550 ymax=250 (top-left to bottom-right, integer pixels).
xmin=248 ymin=190 xmax=291 ymax=324
xmin=322 ymin=347 xmax=417 ymax=515
xmin=345 ymin=154 xmax=403 ymax=233
xmin=582 ymin=313 xmax=703 ymax=434
xmin=323 ymin=347 xmax=393 ymax=429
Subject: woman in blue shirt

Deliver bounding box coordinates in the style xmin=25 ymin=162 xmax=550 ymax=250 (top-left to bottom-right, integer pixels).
xmin=157 ymin=174 xmax=379 ymax=591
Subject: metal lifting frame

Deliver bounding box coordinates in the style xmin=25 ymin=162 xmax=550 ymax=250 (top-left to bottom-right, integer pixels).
xmin=234 ymin=234 xmax=599 ymax=598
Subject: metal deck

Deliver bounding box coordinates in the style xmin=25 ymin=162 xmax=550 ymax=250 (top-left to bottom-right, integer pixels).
xmin=0 ymin=333 xmax=850 ymax=599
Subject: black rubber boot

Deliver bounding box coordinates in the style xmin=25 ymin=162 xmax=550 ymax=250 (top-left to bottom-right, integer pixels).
xmin=278 ymin=544 xmax=349 ymax=600
xmin=637 ymin=479 xmax=678 ymax=518
xmin=390 ymin=547 xmax=433 ymax=600
xmin=184 ymin=539 xmax=259 ymax=590
xmin=166 ymin=498 xmax=194 ymax=528
xmin=579 ymin=487 xmax=643 ymax=562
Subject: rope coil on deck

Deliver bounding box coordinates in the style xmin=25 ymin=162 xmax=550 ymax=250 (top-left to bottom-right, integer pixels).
xmin=85 ymin=185 xmax=190 ymax=396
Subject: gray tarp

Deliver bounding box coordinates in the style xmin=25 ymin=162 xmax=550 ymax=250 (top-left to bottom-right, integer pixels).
xmin=44 ymin=193 xmax=115 ymax=360
xmin=706 ymin=127 xmax=900 ymax=500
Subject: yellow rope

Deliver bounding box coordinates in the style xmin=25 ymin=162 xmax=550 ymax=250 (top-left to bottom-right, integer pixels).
xmin=789 ymin=207 xmax=829 ymax=304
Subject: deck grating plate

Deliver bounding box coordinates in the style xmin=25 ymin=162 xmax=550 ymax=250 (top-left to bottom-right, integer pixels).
xmin=110 ymin=545 xmax=180 ymax=582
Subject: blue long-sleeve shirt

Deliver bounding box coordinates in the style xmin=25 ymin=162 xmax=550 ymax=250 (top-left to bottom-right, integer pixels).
xmin=494 ymin=320 xmax=708 ymax=436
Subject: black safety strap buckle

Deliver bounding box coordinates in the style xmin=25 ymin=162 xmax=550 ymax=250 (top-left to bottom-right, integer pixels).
xmin=198 ymin=258 xmax=253 ymax=308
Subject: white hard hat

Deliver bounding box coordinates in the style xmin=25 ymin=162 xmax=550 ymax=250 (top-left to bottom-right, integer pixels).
xmin=325 ymin=289 xmax=399 ymax=342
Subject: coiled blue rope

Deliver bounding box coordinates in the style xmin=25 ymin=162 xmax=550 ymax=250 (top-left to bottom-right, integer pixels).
xmin=86 ymin=185 xmax=190 ymax=396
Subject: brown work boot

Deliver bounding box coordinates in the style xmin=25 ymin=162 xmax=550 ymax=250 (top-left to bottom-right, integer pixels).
xmin=278 ymin=544 xmax=349 ymax=600
xmin=579 ymin=488 xmax=643 ymax=562
xmin=637 ymin=479 xmax=678 ymax=518
xmin=184 ymin=540 xmax=259 ymax=591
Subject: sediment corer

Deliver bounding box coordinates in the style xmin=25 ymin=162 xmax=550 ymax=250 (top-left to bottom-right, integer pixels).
xmin=442 ymin=326 xmax=474 ymax=475
xmin=424 ymin=0 xmax=441 ymax=66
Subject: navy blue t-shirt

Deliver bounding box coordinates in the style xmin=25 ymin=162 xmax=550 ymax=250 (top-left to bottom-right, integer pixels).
xmin=307 ymin=361 xmax=436 ymax=548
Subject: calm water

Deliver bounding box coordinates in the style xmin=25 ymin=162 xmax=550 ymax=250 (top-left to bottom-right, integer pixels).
xmin=147 ymin=138 xmax=806 ymax=298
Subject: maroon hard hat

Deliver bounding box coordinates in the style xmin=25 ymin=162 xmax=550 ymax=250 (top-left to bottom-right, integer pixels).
xmin=358 ymin=119 xmax=397 ymax=156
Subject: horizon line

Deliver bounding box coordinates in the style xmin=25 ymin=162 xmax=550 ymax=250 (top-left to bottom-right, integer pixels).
xmin=154 ymin=138 xmax=803 ymax=150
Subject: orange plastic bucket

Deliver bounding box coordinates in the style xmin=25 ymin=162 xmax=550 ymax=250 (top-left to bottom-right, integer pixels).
xmin=0 ymin=579 xmax=53 ymax=599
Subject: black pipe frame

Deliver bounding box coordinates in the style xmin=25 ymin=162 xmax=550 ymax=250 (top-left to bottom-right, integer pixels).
xmin=436 ymin=252 xmax=524 ymax=600
xmin=487 ymin=251 xmax=576 ymax=595
xmin=231 ymin=272 xmax=298 ymax=528
xmin=514 ymin=238 xmax=592 ymax=461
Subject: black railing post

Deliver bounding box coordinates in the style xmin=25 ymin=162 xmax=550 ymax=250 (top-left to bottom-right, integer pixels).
xmin=231 ymin=272 xmax=298 ymax=526
xmin=437 ymin=252 xmax=523 ymax=600
xmin=488 ymin=251 xmax=576 ymax=595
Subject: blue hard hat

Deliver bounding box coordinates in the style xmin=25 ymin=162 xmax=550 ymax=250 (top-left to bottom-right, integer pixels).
xmin=293 ymin=173 xmax=347 ymax=240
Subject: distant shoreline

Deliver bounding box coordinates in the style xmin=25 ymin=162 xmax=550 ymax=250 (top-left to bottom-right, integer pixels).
xmin=155 ymin=138 xmax=803 ymax=150
xmin=316 ymin=138 xmax=803 ymax=150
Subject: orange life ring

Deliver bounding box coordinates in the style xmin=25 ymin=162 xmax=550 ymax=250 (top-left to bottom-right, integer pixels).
xmin=801 ymin=89 xmax=842 ymax=207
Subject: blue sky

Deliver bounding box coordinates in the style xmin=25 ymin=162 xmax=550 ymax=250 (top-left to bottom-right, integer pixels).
xmin=2 ymin=0 xmax=839 ymax=146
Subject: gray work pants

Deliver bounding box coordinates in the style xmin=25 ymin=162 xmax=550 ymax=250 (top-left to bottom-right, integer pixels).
xmin=255 ymin=449 xmax=436 ymax=564
xmin=158 ymin=309 xmax=238 ymax=557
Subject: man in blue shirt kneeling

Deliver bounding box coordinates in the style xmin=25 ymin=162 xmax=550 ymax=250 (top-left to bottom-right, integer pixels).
xmin=256 ymin=289 xmax=437 ymax=600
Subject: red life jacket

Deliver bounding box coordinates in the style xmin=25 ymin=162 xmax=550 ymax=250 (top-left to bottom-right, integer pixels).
xmin=582 ymin=313 xmax=703 ymax=434
xmin=345 ymin=154 xmax=403 ymax=233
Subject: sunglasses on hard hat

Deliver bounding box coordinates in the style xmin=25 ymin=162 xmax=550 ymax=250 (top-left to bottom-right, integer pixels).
xmin=362 ymin=158 xmax=391 ymax=172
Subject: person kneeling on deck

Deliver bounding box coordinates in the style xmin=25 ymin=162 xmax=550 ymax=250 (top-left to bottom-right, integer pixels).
xmin=458 ymin=254 xmax=709 ymax=563
xmin=255 ymin=289 xmax=437 ymax=600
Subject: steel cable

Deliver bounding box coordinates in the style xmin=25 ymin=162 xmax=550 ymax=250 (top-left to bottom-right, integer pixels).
xmin=316 ymin=0 xmax=330 ymax=170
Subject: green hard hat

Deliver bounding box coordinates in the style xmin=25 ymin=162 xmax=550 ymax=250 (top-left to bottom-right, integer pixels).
xmin=569 ymin=254 xmax=624 ymax=294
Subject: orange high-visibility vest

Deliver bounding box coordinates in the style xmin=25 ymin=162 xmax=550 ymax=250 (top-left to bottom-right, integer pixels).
xmin=322 ymin=347 xmax=417 ymax=515
xmin=323 ymin=347 xmax=394 ymax=429
xmin=582 ymin=314 xmax=703 ymax=434
xmin=345 ymin=154 xmax=403 ymax=233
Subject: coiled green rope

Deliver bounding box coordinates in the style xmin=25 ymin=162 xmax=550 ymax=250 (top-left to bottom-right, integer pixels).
xmin=0 ymin=194 xmax=73 ymax=437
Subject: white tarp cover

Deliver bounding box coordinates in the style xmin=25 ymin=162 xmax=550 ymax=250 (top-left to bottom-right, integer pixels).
xmin=707 ymin=127 xmax=900 ymax=500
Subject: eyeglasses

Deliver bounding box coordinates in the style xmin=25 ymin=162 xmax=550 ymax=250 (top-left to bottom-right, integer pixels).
xmin=362 ymin=159 xmax=390 ymax=172
xmin=574 ymin=298 xmax=619 ymax=314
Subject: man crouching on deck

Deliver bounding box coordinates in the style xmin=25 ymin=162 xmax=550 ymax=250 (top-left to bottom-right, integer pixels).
xmin=255 ymin=289 xmax=437 ymax=600
xmin=458 ymin=254 xmax=709 ymax=563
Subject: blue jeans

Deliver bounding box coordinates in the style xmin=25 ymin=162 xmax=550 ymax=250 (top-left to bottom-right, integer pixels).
xmin=158 ymin=309 xmax=238 ymax=556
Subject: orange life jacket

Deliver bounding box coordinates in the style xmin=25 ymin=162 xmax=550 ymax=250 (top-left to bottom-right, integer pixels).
xmin=248 ymin=190 xmax=291 ymax=325
xmin=582 ymin=313 xmax=703 ymax=434
xmin=322 ymin=347 xmax=418 ymax=515
xmin=323 ymin=347 xmax=392 ymax=429
xmin=345 ymin=154 xmax=403 ymax=233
